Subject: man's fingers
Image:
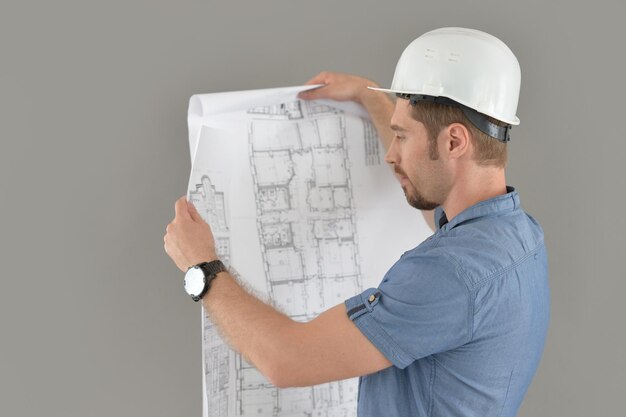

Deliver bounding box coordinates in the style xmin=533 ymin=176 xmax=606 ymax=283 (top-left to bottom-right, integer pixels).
xmin=303 ymin=71 xmax=329 ymax=86
xmin=174 ymin=196 xmax=190 ymax=219
xmin=299 ymin=71 xmax=368 ymax=103
xmin=165 ymin=197 xmax=217 ymax=272
xmin=299 ymin=72 xmax=332 ymax=100
xmin=299 ymin=86 xmax=327 ymax=100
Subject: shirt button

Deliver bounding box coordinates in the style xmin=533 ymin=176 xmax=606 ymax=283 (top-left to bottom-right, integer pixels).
xmin=368 ymin=294 xmax=376 ymax=303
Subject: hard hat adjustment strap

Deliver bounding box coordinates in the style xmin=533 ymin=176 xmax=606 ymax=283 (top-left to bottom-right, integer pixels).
xmin=398 ymin=93 xmax=512 ymax=143
xmin=459 ymin=107 xmax=511 ymax=143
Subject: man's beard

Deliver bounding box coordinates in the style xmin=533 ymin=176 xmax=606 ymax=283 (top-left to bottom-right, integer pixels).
xmin=396 ymin=167 xmax=439 ymax=210
xmin=404 ymin=186 xmax=439 ymax=210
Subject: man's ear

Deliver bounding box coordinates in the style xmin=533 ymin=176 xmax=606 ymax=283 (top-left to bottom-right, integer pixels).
xmin=444 ymin=123 xmax=471 ymax=159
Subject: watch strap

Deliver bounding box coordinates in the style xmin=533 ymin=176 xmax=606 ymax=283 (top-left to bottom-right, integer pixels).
xmin=193 ymin=260 xmax=226 ymax=301
xmin=197 ymin=260 xmax=227 ymax=278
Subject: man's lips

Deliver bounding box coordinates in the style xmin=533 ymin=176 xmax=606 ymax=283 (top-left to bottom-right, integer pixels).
xmin=394 ymin=169 xmax=409 ymax=183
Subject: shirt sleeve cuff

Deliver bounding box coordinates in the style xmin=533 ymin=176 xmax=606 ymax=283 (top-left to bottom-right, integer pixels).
xmin=345 ymin=290 xmax=414 ymax=369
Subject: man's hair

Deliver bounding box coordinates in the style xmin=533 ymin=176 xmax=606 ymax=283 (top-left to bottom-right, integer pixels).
xmin=409 ymin=101 xmax=508 ymax=168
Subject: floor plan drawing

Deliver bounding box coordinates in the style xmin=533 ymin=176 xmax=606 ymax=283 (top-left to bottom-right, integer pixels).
xmin=189 ymin=174 xmax=233 ymax=417
xmin=239 ymin=99 xmax=361 ymax=416
xmin=187 ymin=86 xmax=432 ymax=417
xmin=189 ymin=175 xmax=231 ymax=266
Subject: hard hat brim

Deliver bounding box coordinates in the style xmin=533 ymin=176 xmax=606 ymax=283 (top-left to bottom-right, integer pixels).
xmin=367 ymin=86 xmax=521 ymax=126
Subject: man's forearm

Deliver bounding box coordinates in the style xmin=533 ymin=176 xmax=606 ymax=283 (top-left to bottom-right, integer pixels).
xmin=358 ymin=86 xmax=395 ymax=152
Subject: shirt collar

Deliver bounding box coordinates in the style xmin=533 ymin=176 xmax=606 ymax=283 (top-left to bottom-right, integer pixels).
xmin=435 ymin=186 xmax=520 ymax=232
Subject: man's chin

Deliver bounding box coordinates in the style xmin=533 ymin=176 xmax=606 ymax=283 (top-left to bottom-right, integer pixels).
xmin=404 ymin=190 xmax=438 ymax=211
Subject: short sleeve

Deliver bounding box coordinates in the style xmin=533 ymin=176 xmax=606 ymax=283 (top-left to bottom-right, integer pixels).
xmin=344 ymin=252 xmax=472 ymax=369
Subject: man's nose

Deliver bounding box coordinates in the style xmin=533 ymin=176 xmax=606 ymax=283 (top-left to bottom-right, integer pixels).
xmin=384 ymin=139 xmax=399 ymax=165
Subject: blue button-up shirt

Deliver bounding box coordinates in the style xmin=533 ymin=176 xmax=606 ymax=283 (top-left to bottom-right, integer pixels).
xmin=345 ymin=187 xmax=550 ymax=417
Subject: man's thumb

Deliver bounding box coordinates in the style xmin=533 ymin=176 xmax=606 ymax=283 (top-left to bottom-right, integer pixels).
xmin=187 ymin=200 xmax=204 ymax=223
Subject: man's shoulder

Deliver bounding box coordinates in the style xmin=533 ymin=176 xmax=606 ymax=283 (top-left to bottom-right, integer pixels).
xmin=411 ymin=208 xmax=546 ymax=289
xmin=385 ymin=245 xmax=471 ymax=299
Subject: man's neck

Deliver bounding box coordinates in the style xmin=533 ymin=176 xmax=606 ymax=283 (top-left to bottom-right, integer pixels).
xmin=441 ymin=169 xmax=507 ymax=221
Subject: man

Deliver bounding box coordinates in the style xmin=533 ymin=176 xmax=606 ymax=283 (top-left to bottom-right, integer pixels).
xmin=164 ymin=27 xmax=550 ymax=417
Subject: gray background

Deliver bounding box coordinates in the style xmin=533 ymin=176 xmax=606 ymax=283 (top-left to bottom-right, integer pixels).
xmin=1 ymin=0 xmax=624 ymax=416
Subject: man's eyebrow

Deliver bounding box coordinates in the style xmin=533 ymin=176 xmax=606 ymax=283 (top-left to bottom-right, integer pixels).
xmin=390 ymin=124 xmax=406 ymax=132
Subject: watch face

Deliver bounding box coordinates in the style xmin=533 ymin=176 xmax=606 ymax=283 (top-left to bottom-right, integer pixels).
xmin=184 ymin=266 xmax=206 ymax=297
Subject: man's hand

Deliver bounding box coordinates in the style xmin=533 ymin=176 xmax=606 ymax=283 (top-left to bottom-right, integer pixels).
xmin=298 ymin=72 xmax=436 ymax=232
xmin=299 ymin=71 xmax=395 ymax=151
xmin=164 ymin=196 xmax=217 ymax=271
xmin=298 ymin=71 xmax=380 ymax=104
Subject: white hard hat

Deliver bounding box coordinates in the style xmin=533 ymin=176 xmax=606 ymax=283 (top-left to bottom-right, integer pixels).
xmin=370 ymin=27 xmax=521 ymax=142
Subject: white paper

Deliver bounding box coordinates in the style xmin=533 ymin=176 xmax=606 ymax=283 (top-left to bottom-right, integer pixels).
xmin=186 ymin=85 xmax=431 ymax=417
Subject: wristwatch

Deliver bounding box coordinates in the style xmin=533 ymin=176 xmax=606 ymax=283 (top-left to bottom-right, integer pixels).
xmin=183 ymin=260 xmax=226 ymax=302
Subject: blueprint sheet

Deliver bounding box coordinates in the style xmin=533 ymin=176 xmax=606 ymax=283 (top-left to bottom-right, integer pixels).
xmin=186 ymin=85 xmax=432 ymax=417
